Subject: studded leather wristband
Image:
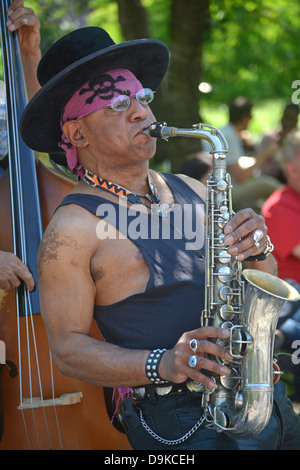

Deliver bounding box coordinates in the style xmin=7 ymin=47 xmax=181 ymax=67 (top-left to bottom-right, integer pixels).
xmin=145 ymin=349 xmax=168 ymax=384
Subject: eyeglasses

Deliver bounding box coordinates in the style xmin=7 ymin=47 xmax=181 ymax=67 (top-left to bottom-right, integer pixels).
xmin=108 ymin=88 xmax=154 ymax=112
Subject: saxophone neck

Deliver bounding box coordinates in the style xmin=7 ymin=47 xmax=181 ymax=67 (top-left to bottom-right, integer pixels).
xmin=144 ymin=121 xmax=228 ymax=155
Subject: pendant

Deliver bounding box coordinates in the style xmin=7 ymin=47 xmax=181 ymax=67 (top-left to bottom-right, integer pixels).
xmin=151 ymin=203 xmax=173 ymax=218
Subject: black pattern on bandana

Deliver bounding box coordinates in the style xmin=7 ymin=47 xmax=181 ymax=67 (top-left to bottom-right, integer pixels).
xmin=79 ymin=74 xmax=130 ymax=105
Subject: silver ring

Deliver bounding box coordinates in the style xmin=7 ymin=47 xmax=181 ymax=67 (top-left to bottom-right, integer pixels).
xmin=253 ymin=229 xmax=263 ymax=249
xmin=253 ymin=229 xmax=263 ymax=243
xmin=189 ymin=339 xmax=197 ymax=352
xmin=189 ymin=355 xmax=197 ymax=368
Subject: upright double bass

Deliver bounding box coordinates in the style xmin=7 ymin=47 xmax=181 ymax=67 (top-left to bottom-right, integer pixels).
xmin=0 ymin=0 xmax=130 ymax=449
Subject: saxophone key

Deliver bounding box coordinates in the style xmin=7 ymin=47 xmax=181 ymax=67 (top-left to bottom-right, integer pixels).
xmin=220 ymin=367 xmax=240 ymax=390
xmin=219 ymin=304 xmax=235 ymax=321
xmin=213 ymin=409 xmax=231 ymax=431
xmin=230 ymin=326 xmax=253 ymax=358
xmin=217 ymin=212 xmax=230 ymax=228
xmin=216 ymin=179 xmax=227 ymax=191
xmin=216 ymin=233 xmax=227 ymax=247
xmin=218 ymin=250 xmax=231 ymax=264
xmin=217 ymin=266 xmax=233 ymax=283
xmin=219 ymin=286 xmax=233 ymax=301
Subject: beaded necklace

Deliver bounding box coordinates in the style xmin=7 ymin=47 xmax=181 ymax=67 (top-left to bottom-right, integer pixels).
xmin=82 ymin=169 xmax=174 ymax=217
xmin=82 ymin=169 xmax=203 ymax=259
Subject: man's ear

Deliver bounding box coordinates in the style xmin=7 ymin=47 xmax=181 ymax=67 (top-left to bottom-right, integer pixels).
xmin=62 ymin=121 xmax=88 ymax=148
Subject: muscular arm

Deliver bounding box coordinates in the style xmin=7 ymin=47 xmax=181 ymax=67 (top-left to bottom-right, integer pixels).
xmin=37 ymin=211 xmax=150 ymax=388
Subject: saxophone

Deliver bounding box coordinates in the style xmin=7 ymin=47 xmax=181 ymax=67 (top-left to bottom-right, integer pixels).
xmin=144 ymin=122 xmax=300 ymax=438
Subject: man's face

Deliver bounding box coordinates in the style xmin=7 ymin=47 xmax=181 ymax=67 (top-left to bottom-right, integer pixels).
xmin=78 ymin=96 xmax=157 ymax=169
xmin=60 ymin=69 xmax=158 ymax=176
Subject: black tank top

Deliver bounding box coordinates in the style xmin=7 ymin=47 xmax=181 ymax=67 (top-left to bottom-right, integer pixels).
xmin=56 ymin=173 xmax=206 ymax=350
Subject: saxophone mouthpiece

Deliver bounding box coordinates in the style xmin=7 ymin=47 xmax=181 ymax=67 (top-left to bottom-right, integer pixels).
xmin=143 ymin=122 xmax=169 ymax=139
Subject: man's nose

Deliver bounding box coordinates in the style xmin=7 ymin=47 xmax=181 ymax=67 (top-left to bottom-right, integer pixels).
xmin=128 ymin=97 xmax=149 ymax=120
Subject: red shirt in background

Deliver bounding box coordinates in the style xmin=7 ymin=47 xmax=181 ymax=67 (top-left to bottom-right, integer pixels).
xmin=262 ymin=185 xmax=300 ymax=284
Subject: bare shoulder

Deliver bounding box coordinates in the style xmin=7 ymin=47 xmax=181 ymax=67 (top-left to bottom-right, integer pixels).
xmin=37 ymin=203 xmax=99 ymax=279
xmin=37 ymin=203 xmax=99 ymax=338
xmin=176 ymin=173 xmax=206 ymax=200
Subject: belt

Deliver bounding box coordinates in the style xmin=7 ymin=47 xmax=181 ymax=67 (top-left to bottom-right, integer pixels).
xmin=131 ymin=380 xmax=205 ymax=401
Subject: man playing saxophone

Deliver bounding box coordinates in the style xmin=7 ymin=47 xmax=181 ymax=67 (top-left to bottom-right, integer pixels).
xmin=20 ymin=26 xmax=300 ymax=449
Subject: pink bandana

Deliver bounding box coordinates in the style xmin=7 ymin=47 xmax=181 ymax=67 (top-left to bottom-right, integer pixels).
xmin=58 ymin=68 xmax=143 ymax=179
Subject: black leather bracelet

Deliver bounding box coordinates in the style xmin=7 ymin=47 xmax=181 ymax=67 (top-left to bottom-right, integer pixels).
xmin=145 ymin=349 xmax=168 ymax=384
xmin=245 ymin=252 xmax=267 ymax=262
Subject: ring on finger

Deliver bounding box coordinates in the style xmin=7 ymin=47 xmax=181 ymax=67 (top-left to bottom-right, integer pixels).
xmin=189 ymin=355 xmax=197 ymax=368
xmin=189 ymin=339 xmax=197 ymax=352
xmin=253 ymin=229 xmax=263 ymax=242
xmin=252 ymin=229 xmax=263 ymax=250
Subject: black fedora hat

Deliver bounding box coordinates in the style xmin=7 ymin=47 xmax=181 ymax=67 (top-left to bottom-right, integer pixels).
xmin=20 ymin=27 xmax=169 ymax=153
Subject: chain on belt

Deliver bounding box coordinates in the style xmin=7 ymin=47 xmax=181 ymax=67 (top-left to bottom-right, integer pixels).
xmin=138 ymin=408 xmax=206 ymax=446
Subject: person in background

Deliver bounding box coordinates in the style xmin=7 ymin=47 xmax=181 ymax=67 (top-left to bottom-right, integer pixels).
xmin=204 ymin=97 xmax=281 ymax=211
xmin=0 ymin=0 xmax=41 ymax=291
xmin=258 ymin=103 xmax=299 ymax=184
xmin=180 ymin=151 xmax=212 ymax=184
xmin=262 ymin=130 xmax=300 ymax=360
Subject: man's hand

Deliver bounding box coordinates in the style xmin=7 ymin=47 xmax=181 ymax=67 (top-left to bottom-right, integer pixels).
xmin=224 ymin=208 xmax=268 ymax=261
xmin=0 ymin=251 xmax=35 ymax=291
xmin=6 ymin=0 xmax=41 ymax=56
xmin=6 ymin=0 xmax=41 ymax=99
xmin=159 ymin=326 xmax=232 ymax=389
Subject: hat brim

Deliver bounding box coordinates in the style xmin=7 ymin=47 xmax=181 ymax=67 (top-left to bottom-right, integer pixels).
xmin=20 ymin=39 xmax=169 ymax=153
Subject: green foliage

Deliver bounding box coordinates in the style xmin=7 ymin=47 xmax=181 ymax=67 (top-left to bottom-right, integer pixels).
xmin=140 ymin=0 xmax=171 ymax=45
xmin=88 ymin=0 xmax=122 ymax=41
xmin=202 ymin=0 xmax=300 ymax=105
xmin=2 ymin=0 xmax=299 ymax=106
xmin=27 ymin=0 xmax=92 ymax=52
xmin=87 ymin=0 xmax=171 ymax=44
xmin=1 ymin=0 xmax=299 ymax=144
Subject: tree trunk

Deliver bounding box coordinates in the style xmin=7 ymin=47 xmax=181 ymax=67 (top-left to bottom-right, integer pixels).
xmin=116 ymin=0 xmax=150 ymax=39
xmin=116 ymin=0 xmax=211 ymax=172
xmin=163 ymin=0 xmax=211 ymax=171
